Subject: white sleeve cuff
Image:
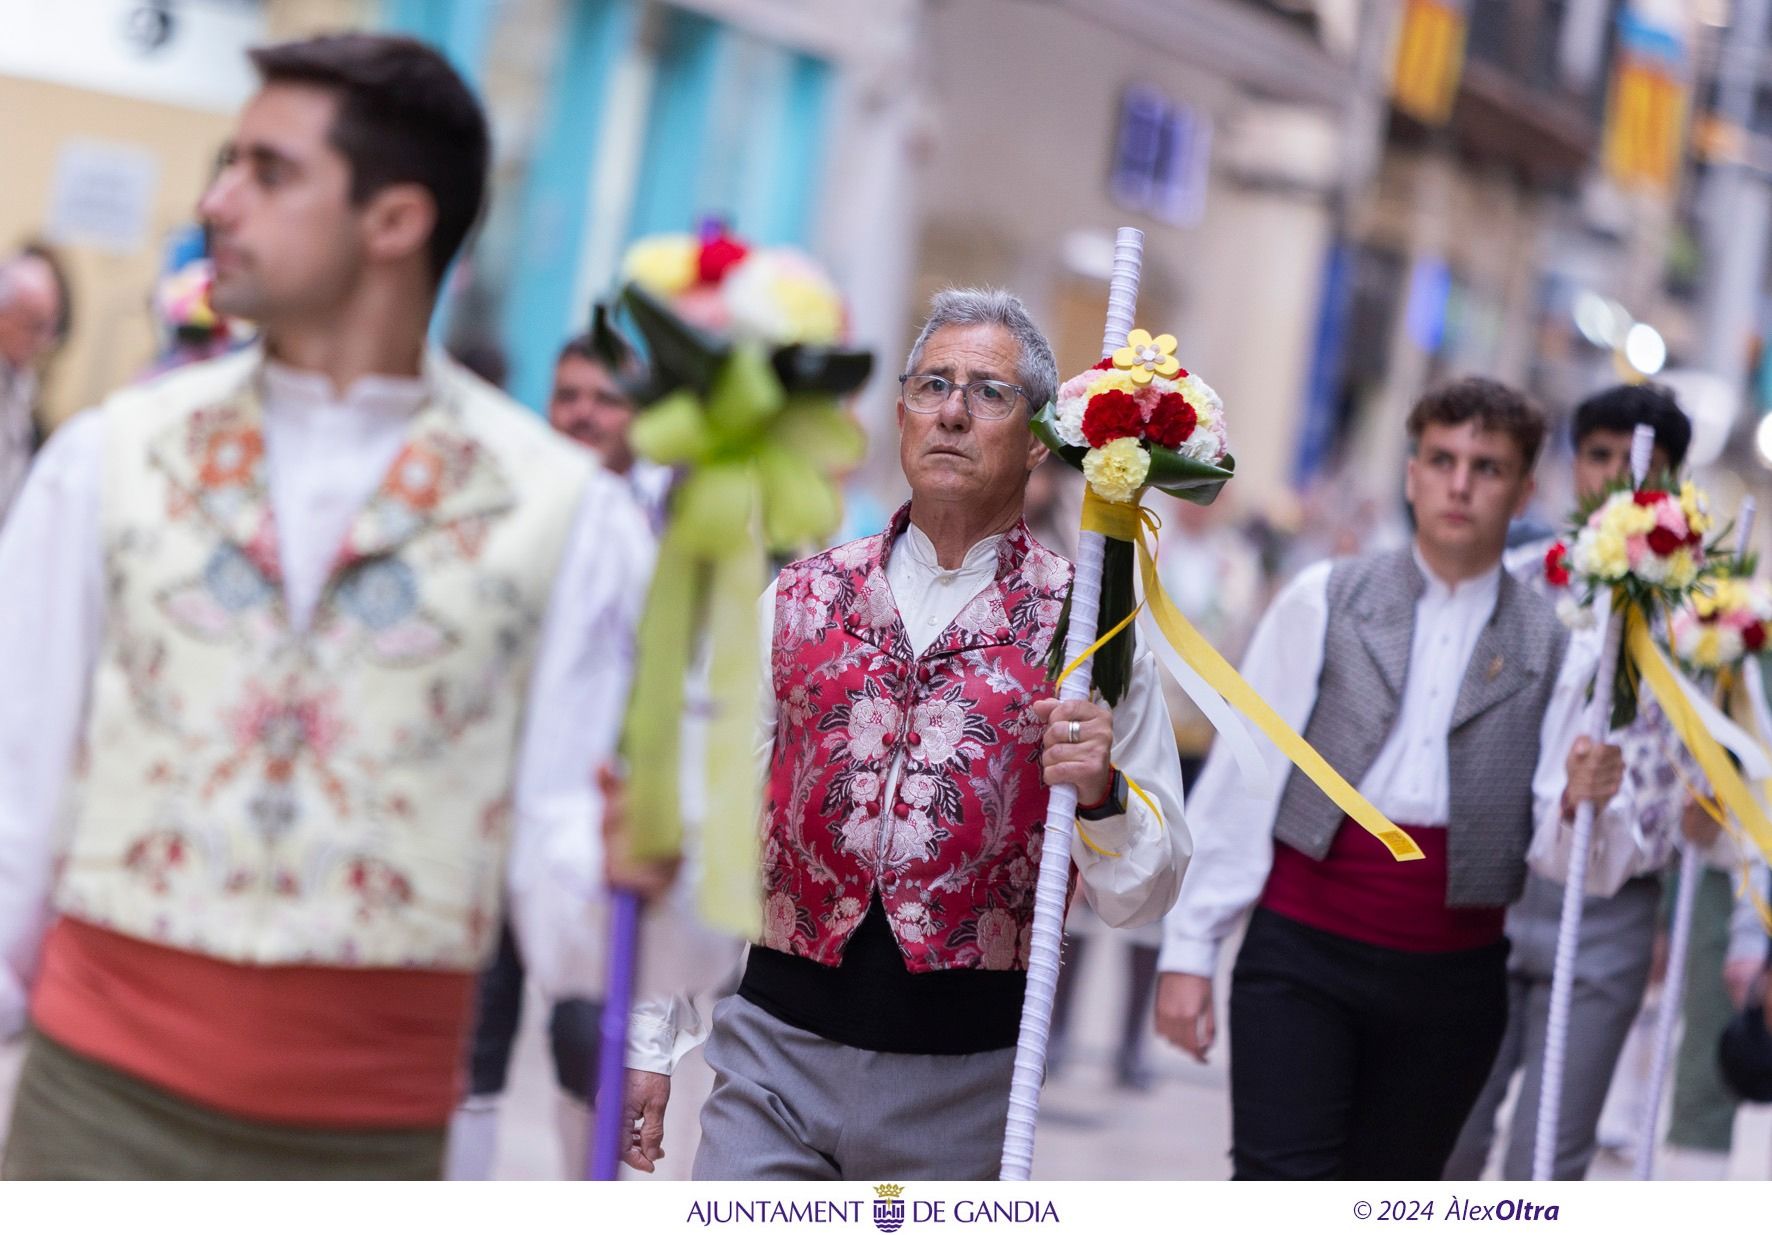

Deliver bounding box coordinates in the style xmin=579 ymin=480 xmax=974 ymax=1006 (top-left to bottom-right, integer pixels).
xmin=1155 ymin=936 xmax=1219 ymax=978
xmin=625 ymin=1006 xmax=680 ymax=1075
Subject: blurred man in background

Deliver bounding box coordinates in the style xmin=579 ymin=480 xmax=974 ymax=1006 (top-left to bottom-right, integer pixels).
xmin=547 ymin=313 xmax=670 ymax=531
xmin=0 ymin=248 xmax=65 ymax=528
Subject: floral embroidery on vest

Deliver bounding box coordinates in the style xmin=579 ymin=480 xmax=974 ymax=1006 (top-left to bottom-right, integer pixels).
xmin=58 ymin=356 xmax=584 ymax=969
xmin=762 ymin=503 xmax=1073 ymax=973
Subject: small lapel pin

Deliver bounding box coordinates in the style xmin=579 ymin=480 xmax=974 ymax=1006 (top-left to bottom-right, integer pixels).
xmin=1487 ymin=655 xmax=1505 ymax=681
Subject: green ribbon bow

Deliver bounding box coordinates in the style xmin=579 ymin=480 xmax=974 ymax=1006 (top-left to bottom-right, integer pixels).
xmin=619 ymin=286 xmax=870 ymax=935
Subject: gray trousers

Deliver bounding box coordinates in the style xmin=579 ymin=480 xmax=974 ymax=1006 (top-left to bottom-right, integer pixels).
xmin=1444 ymin=872 xmax=1660 ymax=1180
xmin=693 ymin=995 xmax=1016 ymax=1180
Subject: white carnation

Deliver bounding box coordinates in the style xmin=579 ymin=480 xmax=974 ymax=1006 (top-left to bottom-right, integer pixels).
xmin=1556 ymin=595 xmax=1597 ymax=631
xmin=1053 ymin=394 xmax=1090 ymax=448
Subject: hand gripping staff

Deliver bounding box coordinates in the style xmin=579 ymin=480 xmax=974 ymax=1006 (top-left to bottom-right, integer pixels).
xmin=997 ymin=227 xmax=1144 ymax=1182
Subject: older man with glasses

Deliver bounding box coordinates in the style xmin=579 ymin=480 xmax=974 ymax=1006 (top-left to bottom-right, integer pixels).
xmin=619 ymin=288 xmax=1189 ymax=1181
xmin=0 ymin=249 xmax=65 ymax=529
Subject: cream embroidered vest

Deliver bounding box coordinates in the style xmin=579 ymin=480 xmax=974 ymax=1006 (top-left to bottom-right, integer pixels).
xmin=55 ymin=348 xmax=591 ymax=970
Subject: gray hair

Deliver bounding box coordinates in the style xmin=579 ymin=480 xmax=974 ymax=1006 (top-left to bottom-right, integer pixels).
xmin=904 ymin=288 xmax=1058 ymax=414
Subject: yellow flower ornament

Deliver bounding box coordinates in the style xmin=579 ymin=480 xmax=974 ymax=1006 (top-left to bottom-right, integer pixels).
xmin=1111 ymin=328 xmax=1181 ymax=385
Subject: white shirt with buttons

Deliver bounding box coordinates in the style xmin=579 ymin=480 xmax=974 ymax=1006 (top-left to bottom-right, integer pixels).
xmin=1355 ymin=547 xmax=1500 ymax=825
xmin=1158 ymin=548 xmax=1589 ymax=979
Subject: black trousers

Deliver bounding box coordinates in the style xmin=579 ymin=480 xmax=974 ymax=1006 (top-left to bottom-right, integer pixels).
xmin=1228 ymin=908 xmax=1509 ymax=1180
xmin=466 ymin=919 xmax=602 ymax=1100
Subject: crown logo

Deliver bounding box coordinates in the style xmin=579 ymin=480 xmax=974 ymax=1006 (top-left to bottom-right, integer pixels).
xmin=874 ymin=1184 xmax=905 ymax=1199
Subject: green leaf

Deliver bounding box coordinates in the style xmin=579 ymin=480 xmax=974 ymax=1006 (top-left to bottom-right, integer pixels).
xmin=1031 ymin=402 xmax=1087 ymax=467
xmin=771 ymin=344 xmax=875 ymax=396
xmin=1148 ymin=447 xmax=1235 ymax=505
xmin=621 ymin=282 xmax=728 ymax=396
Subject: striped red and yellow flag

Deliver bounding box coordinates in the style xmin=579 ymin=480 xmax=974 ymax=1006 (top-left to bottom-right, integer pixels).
xmin=1392 ymin=0 xmax=1469 ymax=126
xmin=1604 ymin=55 xmax=1690 ymax=194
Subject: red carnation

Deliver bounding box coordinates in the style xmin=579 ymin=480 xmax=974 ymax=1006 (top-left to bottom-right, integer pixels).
xmin=698 ymin=234 xmax=749 ymax=283
xmin=1544 ymin=542 xmax=1570 ymax=588
xmin=1647 ymin=526 xmax=1682 ymax=556
xmin=1082 ymin=390 xmax=1144 ymax=447
xmin=1091 ymin=357 xmax=1115 ymax=371
xmin=1632 ymin=490 xmax=1668 ymax=508
xmin=1147 ymin=392 xmax=1198 ymax=450
xmin=1747 ymin=623 xmax=1768 ymax=652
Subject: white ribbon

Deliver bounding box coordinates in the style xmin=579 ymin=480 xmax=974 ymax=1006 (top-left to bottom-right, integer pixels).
xmin=1671 ymin=659 xmax=1772 ymax=781
xmin=1135 ymin=606 xmax=1275 ymax=797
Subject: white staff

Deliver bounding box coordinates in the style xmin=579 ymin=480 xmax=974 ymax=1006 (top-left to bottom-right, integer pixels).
xmin=1636 ymin=497 xmax=1758 ymax=1178
xmin=1534 ymin=422 xmax=1656 ymax=1180
xmin=999 ymin=226 xmax=1144 ymax=1182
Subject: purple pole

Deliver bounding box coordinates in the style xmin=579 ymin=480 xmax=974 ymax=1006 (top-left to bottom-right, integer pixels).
xmin=588 ymin=889 xmax=642 ymax=1180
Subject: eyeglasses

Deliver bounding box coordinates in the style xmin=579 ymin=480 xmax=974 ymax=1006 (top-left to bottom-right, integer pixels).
xmin=898 ymin=373 xmax=1026 ymax=420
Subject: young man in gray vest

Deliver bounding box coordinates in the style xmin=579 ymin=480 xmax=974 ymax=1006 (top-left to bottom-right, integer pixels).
xmin=1153 ymin=378 xmax=1624 ymax=1180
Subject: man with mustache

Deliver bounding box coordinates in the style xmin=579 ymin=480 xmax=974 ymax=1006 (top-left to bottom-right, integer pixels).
xmin=0 ymin=33 xmax=652 ymax=1178
xmin=620 ymin=289 xmax=1190 ymax=1180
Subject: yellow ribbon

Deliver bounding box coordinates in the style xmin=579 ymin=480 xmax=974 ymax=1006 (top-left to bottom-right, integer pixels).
xmin=1626 ymin=607 xmax=1772 ymax=874
xmin=1078 ymin=488 xmax=1424 ymax=862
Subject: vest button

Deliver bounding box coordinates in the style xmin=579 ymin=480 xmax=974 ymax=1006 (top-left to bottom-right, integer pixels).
xmin=882 ymin=875 xmax=899 ymax=893
xmin=906 ymin=731 xmax=921 ymax=747
xmin=894 ymin=801 xmax=911 ymax=818
xmin=918 ymin=665 xmax=933 ymax=683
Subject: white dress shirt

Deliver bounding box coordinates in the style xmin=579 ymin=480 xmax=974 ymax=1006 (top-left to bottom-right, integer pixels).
xmin=628 ymin=519 xmax=1192 ymax=1073
xmin=0 ymin=358 xmax=654 ymax=1036
xmin=1158 ymin=549 xmax=1589 ymax=979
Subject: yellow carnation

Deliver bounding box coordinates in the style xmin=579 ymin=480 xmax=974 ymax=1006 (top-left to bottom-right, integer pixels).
xmin=1082 ymin=437 xmax=1151 ymax=504
xmin=1666 ymin=548 xmax=1698 ymax=591
xmin=1680 ymin=481 xmax=1713 ymax=536
xmin=1086 ymin=369 xmax=1143 ymax=400
xmin=1696 ymin=627 xmax=1723 ymax=667
xmin=622 ymin=234 xmax=699 ymax=296
xmin=1600 ymin=497 xmax=1655 ymax=538
xmin=1586 ymin=530 xmax=1629 ymax=579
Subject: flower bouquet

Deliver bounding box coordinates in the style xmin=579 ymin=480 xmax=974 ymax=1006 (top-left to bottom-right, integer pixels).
xmin=616 ymin=220 xmax=872 ymax=885
xmin=1672 ymin=566 xmax=1771 ymax=676
xmin=1030 ymin=329 xmax=1234 ymax=703
xmin=589 ymin=224 xmax=873 ymax=1179
xmin=1546 ymin=476 xmax=1721 ymax=728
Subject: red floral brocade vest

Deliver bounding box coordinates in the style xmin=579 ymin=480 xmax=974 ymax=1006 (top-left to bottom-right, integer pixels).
xmin=761 ymin=505 xmax=1074 ymax=973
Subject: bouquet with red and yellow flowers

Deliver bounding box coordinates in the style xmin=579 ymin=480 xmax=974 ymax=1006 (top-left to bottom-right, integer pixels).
xmin=1547 ymin=475 xmax=1722 ymax=728
xmin=1031 ymin=328 xmax=1233 ymax=703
